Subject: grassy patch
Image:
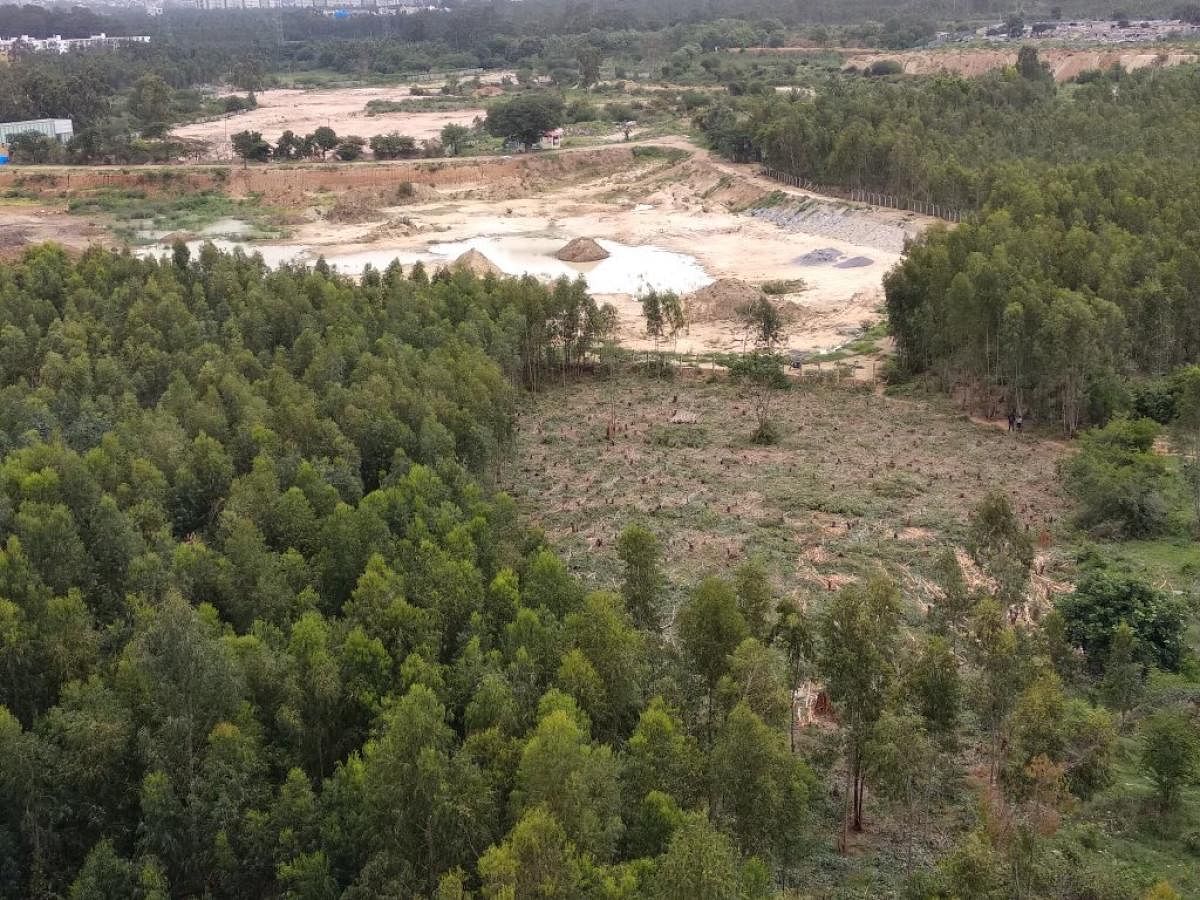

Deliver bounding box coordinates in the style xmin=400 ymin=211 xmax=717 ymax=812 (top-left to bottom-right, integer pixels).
xmin=508 ymin=373 xmax=1068 ymax=599
xmin=761 ymin=278 xmax=806 ymax=295
xmin=806 ymin=321 xmax=890 ymax=364
xmin=1082 ymin=538 xmax=1200 ymax=594
xmin=749 ymin=189 xmax=788 ymax=210
xmin=67 ymin=189 xmax=284 ymax=243
xmin=647 ymin=424 xmax=708 ymax=448
xmin=630 ymin=145 xmax=690 ymax=163
xmin=365 ymin=96 xmax=478 ymax=114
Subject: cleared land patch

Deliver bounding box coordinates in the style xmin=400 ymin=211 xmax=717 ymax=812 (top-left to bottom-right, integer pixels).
xmin=507 ymin=374 xmax=1070 ymax=619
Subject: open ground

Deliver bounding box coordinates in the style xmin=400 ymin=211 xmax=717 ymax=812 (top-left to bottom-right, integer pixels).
xmin=2 ymin=140 xmax=930 ymax=357
xmin=742 ymin=43 xmax=1200 ymax=81
xmin=172 ymin=85 xmax=487 ymax=159
xmin=506 ymin=373 xmax=1072 ymax=622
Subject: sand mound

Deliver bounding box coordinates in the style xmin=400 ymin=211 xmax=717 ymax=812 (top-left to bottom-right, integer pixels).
xmin=394 ymin=181 xmax=441 ymax=203
xmin=325 ymin=196 xmax=381 ymax=223
xmin=452 ymin=248 xmax=504 ymax=277
xmin=835 ymin=256 xmax=873 ymax=268
xmin=795 ymin=247 xmax=843 ymax=265
xmin=159 ymin=231 xmax=198 ymax=244
xmin=685 ymin=278 xmax=765 ymax=323
xmin=367 ymin=218 xmax=422 ymax=241
xmin=556 ymin=237 xmax=610 ymax=262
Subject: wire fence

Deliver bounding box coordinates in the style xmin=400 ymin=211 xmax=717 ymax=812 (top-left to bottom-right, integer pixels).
xmin=759 ymin=166 xmax=973 ymax=223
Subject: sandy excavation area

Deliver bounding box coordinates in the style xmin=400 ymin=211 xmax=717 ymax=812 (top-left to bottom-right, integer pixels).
xmin=15 ymin=142 xmax=928 ymax=357
xmin=214 ymin=147 xmax=922 ymax=355
xmin=172 ymin=85 xmax=486 ymax=158
xmin=842 ymin=46 xmax=1198 ymax=81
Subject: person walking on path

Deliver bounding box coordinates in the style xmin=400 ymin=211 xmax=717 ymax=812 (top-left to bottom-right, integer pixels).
xmin=1007 ymin=411 xmax=1016 ymax=432
xmin=1016 ymin=413 xmax=1024 ymax=433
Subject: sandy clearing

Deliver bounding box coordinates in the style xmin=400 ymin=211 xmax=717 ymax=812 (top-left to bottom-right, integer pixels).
xmin=274 ymin=158 xmax=899 ymax=354
xmin=843 ymin=47 xmax=1198 ymax=81
xmin=0 ymin=202 xmax=108 ymax=258
xmin=172 ymin=86 xmax=485 ymax=158
xmin=29 ymin=140 xmax=920 ymax=356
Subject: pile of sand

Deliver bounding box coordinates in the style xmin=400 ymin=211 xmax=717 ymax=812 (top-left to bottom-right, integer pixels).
xmin=452 ymin=248 xmax=504 ymax=277
xmin=556 ymin=237 xmax=610 ymax=262
xmin=835 ymin=256 xmax=873 ymax=268
xmin=325 ymin=196 xmax=381 ymax=223
xmin=159 ymin=231 xmax=198 ymax=245
xmin=685 ymin=277 xmax=765 ymax=323
xmin=795 ymin=247 xmax=843 ymax=265
xmin=394 ymin=181 xmax=441 ymax=203
xmin=367 ymin=218 xmax=422 ymax=241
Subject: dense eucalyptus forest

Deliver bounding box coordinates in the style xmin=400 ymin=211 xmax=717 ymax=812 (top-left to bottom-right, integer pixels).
xmin=703 ymin=56 xmax=1200 ymax=431
xmin=0 ymin=245 xmax=815 ymax=898
xmin=0 ymin=1 xmax=1198 ymax=895
xmin=0 ymin=239 xmax=1193 ymax=899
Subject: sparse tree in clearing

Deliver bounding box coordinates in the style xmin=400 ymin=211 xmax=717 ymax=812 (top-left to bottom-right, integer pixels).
xmin=274 ymin=130 xmax=305 ymax=160
xmin=728 ymin=352 xmax=788 ymax=445
xmin=310 ymin=125 xmax=339 ymax=160
xmin=616 ymin=524 xmax=665 ymax=633
xmin=638 ymin=289 xmax=684 ymax=374
xmin=733 ymin=555 xmax=773 ymax=640
xmin=369 ymin=132 xmax=417 ymax=160
xmin=909 ymin=635 xmax=962 ymax=743
xmin=931 ymin=547 xmax=974 ymax=642
xmin=968 ymin=598 xmax=1026 ymax=784
xmin=740 ymin=294 xmax=784 ymax=351
xmin=1099 ymin=621 xmax=1143 ymax=728
xmin=1140 ymin=709 xmax=1199 ymax=812
xmin=334 ymin=136 xmax=366 ymax=161
xmin=484 ymin=92 xmax=565 ymax=147
xmin=577 ymin=45 xmax=602 ymax=90
xmin=440 ymin=123 xmax=471 ymax=156
xmin=772 ymin=598 xmax=812 ymax=752
xmin=1170 ymin=366 xmax=1200 ymax=532
xmin=966 ymin=492 xmax=1034 ymax=614
xmin=231 ymin=130 xmax=271 ymax=166
xmin=819 ymin=573 xmax=902 ymax=838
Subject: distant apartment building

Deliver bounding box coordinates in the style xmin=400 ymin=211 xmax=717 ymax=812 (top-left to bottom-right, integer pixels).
xmin=0 ymin=33 xmax=151 ymax=55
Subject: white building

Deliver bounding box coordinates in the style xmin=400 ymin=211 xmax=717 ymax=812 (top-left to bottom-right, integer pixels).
xmin=0 ymin=119 xmax=75 ymax=144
